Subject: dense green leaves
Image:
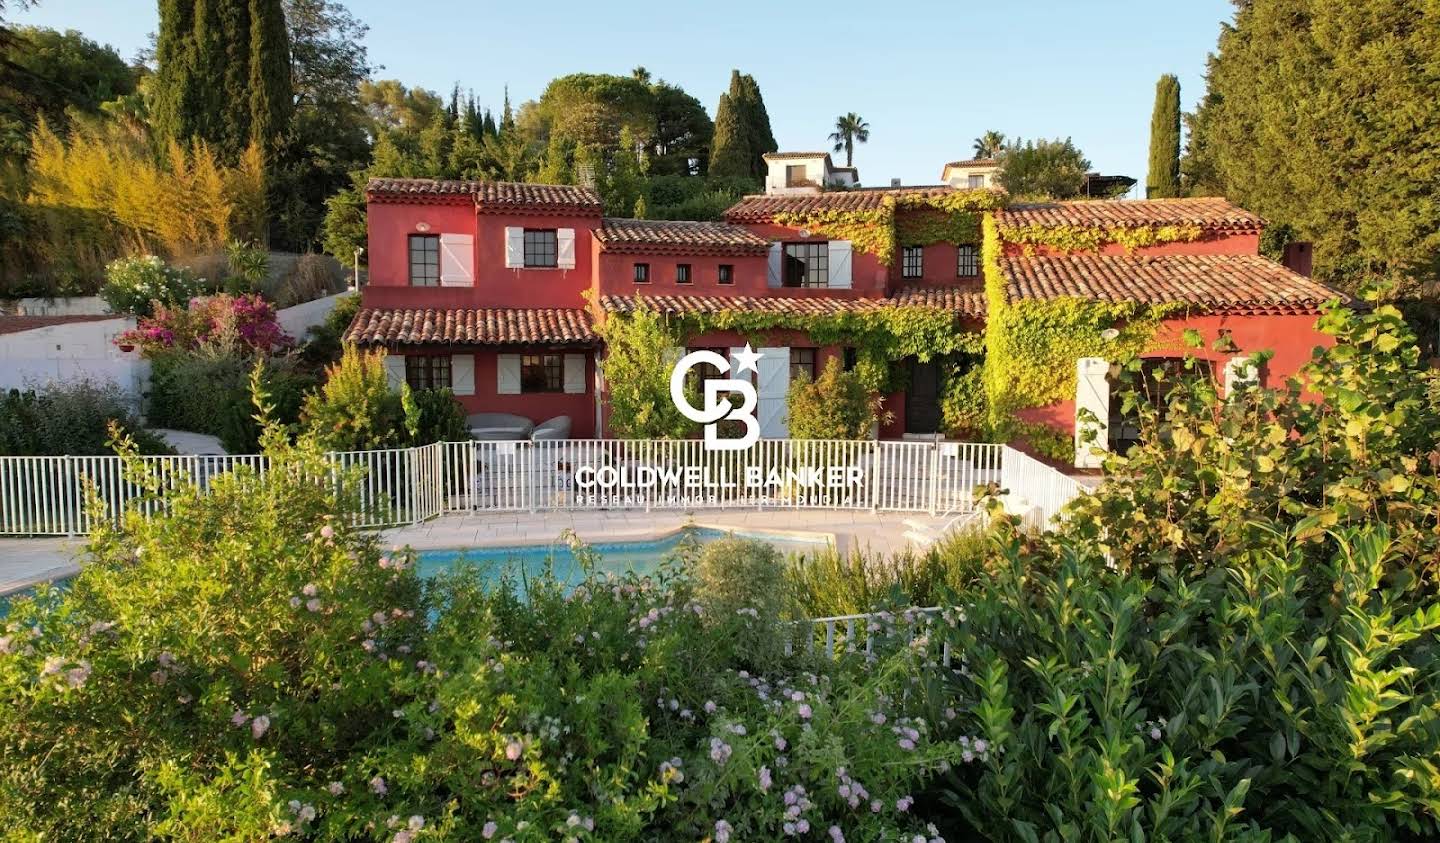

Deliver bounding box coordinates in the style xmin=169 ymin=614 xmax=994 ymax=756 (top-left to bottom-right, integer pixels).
xmin=1146 ymin=74 xmax=1180 ymax=198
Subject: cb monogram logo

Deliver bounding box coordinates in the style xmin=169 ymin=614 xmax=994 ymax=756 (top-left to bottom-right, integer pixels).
xmin=669 ymin=345 xmax=761 ymax=451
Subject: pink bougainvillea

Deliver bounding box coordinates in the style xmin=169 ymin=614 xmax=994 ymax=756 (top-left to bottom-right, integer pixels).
xmin=115 ymin=294 xmax=293 ymax=356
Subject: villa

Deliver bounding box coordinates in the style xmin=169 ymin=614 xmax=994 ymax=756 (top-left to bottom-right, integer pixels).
xmin=344 ymin=154 xmax=1343 ymax=468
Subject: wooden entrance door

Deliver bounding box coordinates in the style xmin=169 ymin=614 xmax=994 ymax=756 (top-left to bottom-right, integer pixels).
xmin=906 ymin=358 xmax=941 ymax=434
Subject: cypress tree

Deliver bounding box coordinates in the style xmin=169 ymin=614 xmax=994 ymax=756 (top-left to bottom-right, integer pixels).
xmin=247 ymin=0 xmax=293 ymax=156
xmin=708 ymin=90 xmax=751 ymax=179
xmin=1147 ymin=74 xmax=1180 ymax=198
xmin=734 ymin=72 xmax=776 ymax=177
xmin=153 ymin=0 xmax=292 ymax=162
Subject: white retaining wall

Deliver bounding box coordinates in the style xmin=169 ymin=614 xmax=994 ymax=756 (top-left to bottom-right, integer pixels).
xmin=277 ymin=290 xmax=351 ymax=339
xmin=0 ymin=317 xmax=148 ymax=407
xmin=13 ymin=296 xmax=111 ymax=317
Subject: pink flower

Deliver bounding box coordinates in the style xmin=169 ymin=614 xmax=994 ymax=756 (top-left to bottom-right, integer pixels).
xmin=327 ymin=781 xmax=344 ymax=795
xmin=302 ymin=583 xmax=318 ymax=597
xmin=758 ymin=766 xmax=772 ymax=791
xmin=369 ymin=775 xmax=387 ymax=795
xmin=482 ymin=821 xmax=498 ymax=839
xmin=714 ymin=820 xmax=733 ymax=843
xmin=231 ymin=711 xmax=249 ymax=727
xmin=505 ymin=741 xmax=523 ymax=761
xmin=797 ymin=704 xmax=813 ymax=719
xmin=319 ymin=525 xmax=335 ymax=540
xmin=306 ymin=599 xmax=322 ymax=612
xmin=250 ymin=715 xmax=270 ymax=739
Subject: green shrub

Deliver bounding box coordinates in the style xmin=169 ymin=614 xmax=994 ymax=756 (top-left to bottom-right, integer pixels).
xmin=787 ymin=357 xmax=887 ymax=440
xmin=694 ymin=536 xmax=790 ymax=669
xmin=921 ymin=294 xmax=1440 ymax=840
xmin=785 ymin=531 xmax=990 ymax=618
xmin=0 ymin=378 xmax=170 ymax=456
xmin=401 ymin=384 xmax=469 ymax=445
xmin=300 ymin=346 xmax=403 ymax=451
xmin=940 ymin=363 xmax=986 ymax=438
xmin=300 ymin=292 xmax=361 ymax=367
xmin=215 ymin=362 xmax=317 ymax=453
xmin=147 ymin=349 xmax=250 ymax=435
xmin=98 ymin=255 xmax=206 ymax=317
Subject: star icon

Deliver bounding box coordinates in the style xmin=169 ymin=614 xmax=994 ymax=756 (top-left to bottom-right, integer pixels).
xmin=732 ymin=343 xmax=763 ymax=375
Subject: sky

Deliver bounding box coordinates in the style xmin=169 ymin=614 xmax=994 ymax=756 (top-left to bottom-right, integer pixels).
xmin=13 ymin=0 xmax=1238 ymax=194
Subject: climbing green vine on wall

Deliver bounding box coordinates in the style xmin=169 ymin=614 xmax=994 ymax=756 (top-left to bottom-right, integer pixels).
xmin=996 ymin=222 xmax=1204 ymax=254
xmin=979 ymin=214 xmax=1180 ymax=433
xmin=772 ymin=189 xmax=1004 ymax=266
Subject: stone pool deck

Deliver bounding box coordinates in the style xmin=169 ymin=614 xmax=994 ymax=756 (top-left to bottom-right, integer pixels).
xmin=1 ymin=509 xmax=940 ymax=596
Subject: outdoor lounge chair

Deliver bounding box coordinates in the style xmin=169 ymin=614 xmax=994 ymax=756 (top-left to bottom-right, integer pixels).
xmin=466 ymin=412 xmax=534 ymax=441
xmin=530 ymin=415 xmax=572 ymax=441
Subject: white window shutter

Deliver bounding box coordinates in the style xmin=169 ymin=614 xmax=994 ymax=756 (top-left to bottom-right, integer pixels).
xmin=450 ymin=354 xmax=475 ymax=395
xmin=1224 ymin=355 xmax=1258 ymax=397
xmin=497 ymin=354 xmax=521 ymax=394
xmin=1074 ymin=357 xmax=1109 ymax=468
xmin=557 ymin=228 xmax=577 ymax=269
xmin=439 ymin=233 xmax=474 ymax=286
xmin=756 ymin=346 xmax=790 ymax=438
xmin=766 ymin=243 xmax=782 ymax=288
xmin=827 ymin=240 xmax=852 ymax=289
xmin=563 ymin=354 xmax=586 ymax=393
xmin=504 ymin=227 xmax=524 ymax=269
xmin=383 ymin=354 xmax=406 ymax=389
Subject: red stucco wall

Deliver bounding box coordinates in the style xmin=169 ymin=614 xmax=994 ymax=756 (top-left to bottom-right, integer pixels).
xmin=388 ymin=347 xmax=597 ymax=438
xmin=592 ymin=249 xmax=769 ymax=297
xmin=363 ymin=203 xmax=597 ymax=310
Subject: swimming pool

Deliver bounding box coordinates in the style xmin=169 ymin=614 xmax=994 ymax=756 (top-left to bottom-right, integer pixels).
xmin=416 ymin=527 xmax=830 ymax=587
xmin=0 ymin=527 xmax=830 ymax=616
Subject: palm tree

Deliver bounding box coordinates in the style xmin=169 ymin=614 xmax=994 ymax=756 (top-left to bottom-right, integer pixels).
xmin=972 ymin=130 xmax=1007 ymax=159
xmin=828 ymin=113 xmax=870 ymax=167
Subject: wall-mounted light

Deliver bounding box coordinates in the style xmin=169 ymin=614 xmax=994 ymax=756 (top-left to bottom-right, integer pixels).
xmin=798 ymin=228 xmax=812 ymax=238
xmin=1100 ymin=328 xmax=1121 ymax=341
xmin=415 ymin=222 xmax=431 ymax=232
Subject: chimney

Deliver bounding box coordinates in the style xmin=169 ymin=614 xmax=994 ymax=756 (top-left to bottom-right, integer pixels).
xmin=890 ymin=177 xmax=901 ymax=188
xmin=1282 ymin=242 xmax=1313 ymax=277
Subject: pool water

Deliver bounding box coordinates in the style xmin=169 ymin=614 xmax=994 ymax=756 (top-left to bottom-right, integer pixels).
xmin=0 ymin=528 xmax=829 ymax=616
xmin=416 ymin=527 xmax=829 ymax=587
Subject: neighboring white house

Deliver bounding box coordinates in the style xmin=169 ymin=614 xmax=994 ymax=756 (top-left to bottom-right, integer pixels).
xmin=940 ymin=158 xmax=1003 ymax=189
xmin=763 ymin=152 xmax=860 ymax=195
xmin=0 ymin=315 xmax=148 ymax=406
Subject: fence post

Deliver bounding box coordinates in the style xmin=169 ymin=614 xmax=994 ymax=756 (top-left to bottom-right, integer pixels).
xmin=927 ymin=442 xmax=938 ymax=516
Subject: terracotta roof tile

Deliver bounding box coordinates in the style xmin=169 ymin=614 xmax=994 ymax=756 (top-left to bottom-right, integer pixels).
xmin=997 ymin=197 xmax=1263 ymax=231
xmin=889 ymin=285 xmax=988 ymax=316
xmin=345 ymin=307 xmax=596 ymax=346
xmin=365 ymin=178 xmax=602 ymax=215
xmin=723 ymin=186 xmax=958 ymax=222
xmin=598 ymin=293 xmax=893 ymax=317
xmin=942 ymin=158 xmax=999 ymax=169
xmin=595 ymin=218 xmax=769 ymax=255
xmin=1000 ymin=253 xmax=1344 ymax=314
xmin=762 ymin=151 xmax=832 ymax=160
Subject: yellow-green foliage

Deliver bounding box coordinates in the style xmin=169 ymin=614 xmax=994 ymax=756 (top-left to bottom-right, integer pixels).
xmin=981 ymin=215 xmax=1171 ymax=428
xmin=772 ymin=189 xmax=1003 ymax=265
xmin=11 ymin=118 xmax=267 ymax=290
xmin=996 ymin=221 xmax=1203 ymax=254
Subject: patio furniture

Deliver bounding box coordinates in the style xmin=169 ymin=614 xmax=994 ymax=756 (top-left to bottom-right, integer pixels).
xmin=466 ymin=412 xmax=533 ymax=441
xmin=530 ymin=415 xmax=572 ymax=441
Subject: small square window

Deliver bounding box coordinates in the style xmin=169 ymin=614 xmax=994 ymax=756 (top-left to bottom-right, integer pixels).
xmin=967 ymin=174 xmax=984 ymax=189
xmin=523 ymin=229 xmax=558 ymax=268
xmin=956 ymin=244 xmax=979 ymax=277
xmin=408 ymin=234 xmax=439 ymax=287
xmin=633 ymin=262 xmax=650 ymax=284
xmin=789 ymin=348 xmax=817 ymax=381
xmin=718 ymin=264 xmax=734 ymax=285
xmin=901 ymin=245 xmax=924 ymax=279
xmin=404 ymin=354 xmax=451 ymax=390
xmin=520 ymin=354 xmax=563 ymax=392
xmin=676 ymin=264 xmax=691 ymax=284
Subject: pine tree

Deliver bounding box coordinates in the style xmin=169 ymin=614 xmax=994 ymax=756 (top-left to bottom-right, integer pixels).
xmin=1146 ymin=74 xmax=1180 ymax=198
xmin=708 ymin=90 xmax=751 ymax=179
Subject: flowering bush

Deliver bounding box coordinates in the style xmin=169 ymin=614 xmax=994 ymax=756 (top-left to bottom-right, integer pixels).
xmin=99 ymin=255 xmax=207 ymax=317
xmin=115 ymin=293 xmax=293 ymax=356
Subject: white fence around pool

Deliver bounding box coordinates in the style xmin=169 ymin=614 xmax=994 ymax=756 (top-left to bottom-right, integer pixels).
xmin=0 ymin=439 xmax=1084 ymax=536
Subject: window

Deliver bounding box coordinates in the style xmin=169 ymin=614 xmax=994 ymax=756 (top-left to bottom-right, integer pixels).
xmin=956 ymin=244 xmax=979 ymax=277
xmin=676 ymin=264 xmax=692 ymax=284
xmin=842 ymin=347 xmax=858 ymax=371
xmin=1108 ymin=358 xmax=1215 ymax=453
xmin=522 ymin=229 xmax=558 ymax=268
xmin=408 ymin=234 xmax=440 ymax=286
xmin=783 ymin=242 xmax=829 ymax=288
xmin=685 ymin=346 xmax=731 ymax=392
xmin=520 ymin=354 xmax=564 ymax=392
xmin=718 ymin=264 xmax=734 ymax=285
xmin=789 ymin=348 xmax=817 ymax=381
xmin=404 ymin=355 xmax=450 ymax=390
xmin=633 ymin=262 xmax=650 ymax=284
xmin=967 ymin=174 xmax=984 ymax=189
xmin=786 ymin=164 xmax=807 ymax=187
xmin=902 ymin=245 xmax=924 ymax=279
